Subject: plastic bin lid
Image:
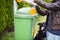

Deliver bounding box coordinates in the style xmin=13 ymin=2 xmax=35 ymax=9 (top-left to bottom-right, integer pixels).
xmin=16 ymin=7 xmax=38 ymax=16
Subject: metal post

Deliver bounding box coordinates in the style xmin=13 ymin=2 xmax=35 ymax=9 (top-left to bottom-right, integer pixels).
xmin=14 ymin=0 xmax=18 ymax=14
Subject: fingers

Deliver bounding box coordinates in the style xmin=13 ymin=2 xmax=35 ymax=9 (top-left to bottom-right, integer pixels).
xmin=30 ymin=2 xmax=37 ymax=6
xmin=34 ymin=0 xmax=38 ymax=3
xmin=23 ymin=0 xmax=37 ymax=6
xmin=23 ymin=0 xmax=34 ymax=3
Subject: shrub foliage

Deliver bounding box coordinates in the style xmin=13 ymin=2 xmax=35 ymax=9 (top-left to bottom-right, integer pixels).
xmin=0 ymin=0 xmax=14 ymax=32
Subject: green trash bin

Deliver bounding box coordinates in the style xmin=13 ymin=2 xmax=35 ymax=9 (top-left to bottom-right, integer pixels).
xmin=14 ymin=7 xmax=38 ymax=40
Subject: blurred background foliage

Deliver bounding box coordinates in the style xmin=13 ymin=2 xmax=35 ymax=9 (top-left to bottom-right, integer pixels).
xmin=0 ymin=0 xmax=14 ymax=40
xmin=17 ymin=1 xmax=32 ymax=9
xmin=0 ymin=0 xmax=14 ymax=33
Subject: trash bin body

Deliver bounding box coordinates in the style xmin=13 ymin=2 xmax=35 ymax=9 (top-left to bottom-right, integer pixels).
xmin=14 ymin=7 xmax=38 ymax=40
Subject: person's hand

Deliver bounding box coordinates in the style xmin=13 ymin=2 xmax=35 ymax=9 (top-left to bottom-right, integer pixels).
xmin=34 ymin=0 xmax=37 ymax=2
xmin=34 ymin=0 xmax=38 ymax=3
xmin=30 ymin=2 xmax=37 ymax=6
xmin=23 ymin=0 xmax=34 ymax=3
xmin=23 ymin=0 xmax=37 ymax=6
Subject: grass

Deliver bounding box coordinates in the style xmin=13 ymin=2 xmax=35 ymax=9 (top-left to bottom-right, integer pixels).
xmin=0 ymin=31 xmax=14 ymax=40
xmin=34 ymin=15 xmax=46 ymax=37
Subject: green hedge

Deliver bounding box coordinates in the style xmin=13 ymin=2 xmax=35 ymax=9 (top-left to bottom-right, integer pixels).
xmin=0 ymin=0 xmax=14 ymax=32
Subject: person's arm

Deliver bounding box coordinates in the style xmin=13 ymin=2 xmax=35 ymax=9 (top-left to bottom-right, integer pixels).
xmin=34 ymin=0 xmax=60 ymax=11
xmin=35 ymin=5 xmax=48 ymax=16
